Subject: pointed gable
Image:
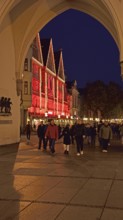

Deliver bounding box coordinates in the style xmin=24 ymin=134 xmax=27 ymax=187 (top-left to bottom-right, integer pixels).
xmin=32 ymin=33 xmax=43 ymax=64
xmin=54 ymin=50 xmax=65 ymax=81
xmin=40 ymin=38 xmax=50 ymax=66
xmin=41 ymin=38 xmax=56 ymax=73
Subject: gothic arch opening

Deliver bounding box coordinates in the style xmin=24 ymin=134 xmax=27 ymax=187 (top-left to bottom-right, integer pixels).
xmin=9 ymin=0 xmax=121 ymax=79
xmin=0 ymin=0 xmax=122 ymax=145
xmin=39 ymin=9 xmax=120 ymax=87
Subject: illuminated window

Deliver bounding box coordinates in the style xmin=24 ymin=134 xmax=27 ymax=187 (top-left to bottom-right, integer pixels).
xmin=24 ymin=58 xmax=28 ymax=71
xmin=24 ymin=81 xmax=28 ymax=94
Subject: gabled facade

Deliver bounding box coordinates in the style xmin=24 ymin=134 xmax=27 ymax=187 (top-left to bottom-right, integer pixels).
xmin=40 ymin=38 xmax=56 ymax=117
xmin=54 ymin=50 xmax=70 ymax=119
xmin=27 ymin=36 xmax=71 ymax=123
xmin=21 ymin=34 xmax=78 ymax=130
xmin=31 ymin=35 xmax=43 ymax=116
xmin=66 ymin=80 xmax=79 ymax=119
xmin=21 ymin=34 xmax=43 ymax=130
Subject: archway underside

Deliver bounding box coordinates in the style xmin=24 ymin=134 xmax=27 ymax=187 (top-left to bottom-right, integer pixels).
xmin=6 ymin=0 xmax=122 ymax=77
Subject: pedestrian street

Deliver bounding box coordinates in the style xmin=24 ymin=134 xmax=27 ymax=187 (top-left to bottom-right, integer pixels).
xmin=0 ymin=135 xmax=123 ymax=220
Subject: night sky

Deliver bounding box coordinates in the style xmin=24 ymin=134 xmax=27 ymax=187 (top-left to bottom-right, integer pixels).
xmin=40 ymin=9 xmax=122 ymax=88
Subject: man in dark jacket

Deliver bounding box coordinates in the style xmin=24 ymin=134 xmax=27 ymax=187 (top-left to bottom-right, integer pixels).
xmin=74 ymin=120 xmax=85 ymax=156
xmin=37 ymin=121 xmax=46 ymax=150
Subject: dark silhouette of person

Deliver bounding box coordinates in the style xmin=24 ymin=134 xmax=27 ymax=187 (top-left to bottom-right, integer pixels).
xmin=0 ymin=97 xmax=5 ymax=113
xmin=7 ymin=98 xmax=12 ymax=113
xmin=25 ymin=121 xmax=31 ymax=143
xmin=4 ymin=97 xmax=8 ymax=113
xmin=37 ymin=121 xmax=46 ymax=150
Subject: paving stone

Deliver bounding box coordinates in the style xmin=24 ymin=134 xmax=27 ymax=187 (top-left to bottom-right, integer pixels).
xmin=0 ymin=201 xmax=30 ymax=220
xmin=13 ymin=203 xmax=64 ymax=220
xmin=57 ymin=206 xmax=102 ymax=220
xmin=37 ymin=187 xmax=79 ymax=203
xmin=0 ymin=136 xmax=123 ymax=220
xmin=106 ymin=180 xmax=123 ymax=209
xmin=8 ymin=185 xmax=52 ymax=201
xmin=91 ymin=166 xmax=115 ymax=179
xmin=101 ymin=208 xmax=123 ymax=220
xmin=70 ymin=179 xmax=112 ymax=207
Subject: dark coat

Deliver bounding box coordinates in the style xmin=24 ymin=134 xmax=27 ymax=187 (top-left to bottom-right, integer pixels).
xmin=25 ymin=123 xmax=31 ymax=134
xmin=90 ymin=126 xmax=96 ymax=137
xmin=74 ymin=124 xmax=85 ymax=137
xmin=62 ymin=126 xmax=71 ymax=145
xmin=37 ymin=124 xmax=46 ymax=138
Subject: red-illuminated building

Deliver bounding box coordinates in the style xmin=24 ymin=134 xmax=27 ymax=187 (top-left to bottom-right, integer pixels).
xmin=21 ymin=34 xmax=79 ymax=130
xmin=27 ymin=35 xmax=71 ymax=124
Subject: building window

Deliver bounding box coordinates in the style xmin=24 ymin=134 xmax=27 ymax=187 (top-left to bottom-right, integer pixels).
xmin=24 ymin=81 xmax=28 ymax=94
xmin=24 ymin=58 xmax=28 ymax=71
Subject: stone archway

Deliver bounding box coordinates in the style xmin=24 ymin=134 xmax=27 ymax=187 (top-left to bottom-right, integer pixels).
xmin=0 ymin=0 xmax=123 ymax=145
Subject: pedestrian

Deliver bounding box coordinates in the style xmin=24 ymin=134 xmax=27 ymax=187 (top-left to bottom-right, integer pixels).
xmin=61 ymin=124 xmax=71 ymax=154
xmin=99 ymin=120 xmax=112 ymax=152
xmin=90 ymin=123 xmax=97 ymax=146
xmin=70 ymin=124 xmax=75 ymax=144
xmin=37 ymin=121 xmax=46 ymax=150
xmin=85 ymin=123 xmax=92 ymax=145
xmin=44 ymin=121 xmax=50 ymax=149
xmin=25 ymin=121 xmax=31 ymax=144
xmin=45 ymin=119 xmax=58 ymax=154
xmin=74 ymin=119 xmax=85 ymax=156
xmin=97 ymin=120 xmax=103 ymax=147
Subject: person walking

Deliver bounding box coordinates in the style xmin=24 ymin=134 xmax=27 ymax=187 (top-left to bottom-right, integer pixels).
xmin=99 ymin=120 xmax=112 ymax=152
xmin=90 ymin=123 xmax=97 ymax=147
xmin=61 ymin=124 xmax=71 ymax=154
xmin=37 ymin=121 xmax=46 ymax=150
xmin=25 ymin=121 xmax=31 ymax=144
xmin=85 ymin=123 xmax=92 ymax=145
xmin=74 ymin=119 xmax=85 ymax=156
xmin=70 ymin=124 xmax=75 ymax=144
xmin=45 ymin=119 xmax=58 ymax=154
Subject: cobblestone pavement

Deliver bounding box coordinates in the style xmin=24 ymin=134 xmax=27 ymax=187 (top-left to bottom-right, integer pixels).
xmin=0 ymin=135 xmax=123 ymax=220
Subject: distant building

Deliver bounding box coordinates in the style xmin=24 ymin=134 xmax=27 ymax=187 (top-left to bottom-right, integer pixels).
xmin=21 ymin=34 xmax=74 ymax=130
xmin=66 ymin=80 xmax=80 ymax=120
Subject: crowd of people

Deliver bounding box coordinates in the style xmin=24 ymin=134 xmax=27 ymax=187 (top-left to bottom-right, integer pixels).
xmin=24 ymin=119 xmax=123 ymax=155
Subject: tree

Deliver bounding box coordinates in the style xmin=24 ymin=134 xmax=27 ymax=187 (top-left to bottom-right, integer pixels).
xmin=104 ymin=81 xmax=123 ymax=118
xmin=84 ymin=81 xmax=107 ymax=118
xmin=81 ymin=80 xmax=123 ymax=119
